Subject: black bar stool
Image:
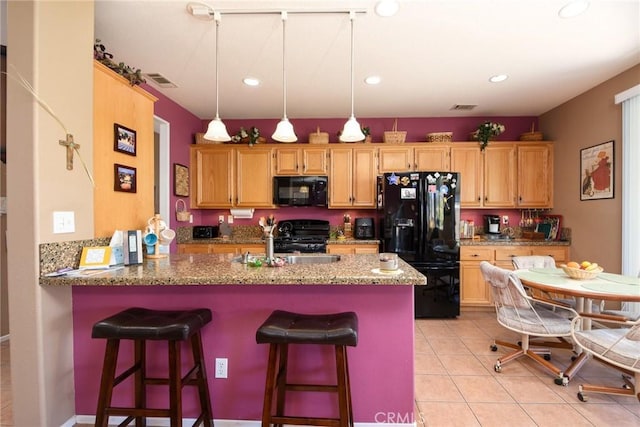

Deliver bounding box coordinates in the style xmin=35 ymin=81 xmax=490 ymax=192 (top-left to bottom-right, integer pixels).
xmin=256 ymin=310 xmax=359 ymax=427
xmin=92 ymin=307 xmax=214 ymax=427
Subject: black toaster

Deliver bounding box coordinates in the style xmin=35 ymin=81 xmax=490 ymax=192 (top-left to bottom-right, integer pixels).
xmin=192 ymin=225 xmax=218 ymax=239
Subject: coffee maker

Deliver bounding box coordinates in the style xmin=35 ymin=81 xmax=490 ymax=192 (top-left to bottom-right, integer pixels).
xmin=354 ymin=218 xmax=374 ymax=239
xmin=484 ymin=215 xmax=501 ymax=234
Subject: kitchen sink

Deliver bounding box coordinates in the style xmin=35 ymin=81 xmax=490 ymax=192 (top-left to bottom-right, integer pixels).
xmin=285 ymin=254 xmax=341 ymax=264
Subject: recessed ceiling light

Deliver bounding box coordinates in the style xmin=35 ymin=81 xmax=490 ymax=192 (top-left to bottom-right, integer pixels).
xmin=365 ymin=75 xmax=381 ymax=85
xmin=558 ymin=0 xmax=590 ymax=18
xmin=375 ymin=0 xmax=399 ymax=17
xmin=243 ymin=77 xmax=260 ymax=87
xmin=489 ymin=74 xmax=508 ymax=83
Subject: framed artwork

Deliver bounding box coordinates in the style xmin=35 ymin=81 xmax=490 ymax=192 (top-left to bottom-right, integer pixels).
xmin=114 ymin=163 xmax=137 ymax=193
xmin=114 ymin=123 xmax=136 ymax=156
xmin=174 ymin=163 xmax=189 ymax=197
xmin=580 ymin=140 xmax=614 ymax=201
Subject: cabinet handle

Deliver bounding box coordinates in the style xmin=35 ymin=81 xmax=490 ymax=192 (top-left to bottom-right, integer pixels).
xmin=477 ymin=197 xmax=481 ymax=202
xmin=471 ymin=254 xmax=479 ymax=257
xmin=407 ymin=163 xmax=411 ymax=169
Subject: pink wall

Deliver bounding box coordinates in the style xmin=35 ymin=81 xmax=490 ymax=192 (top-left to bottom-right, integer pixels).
xmin=209 ymin=116 xmax=538 ymax=144
xmin=72 ymin=284 xmax=415 ymax=421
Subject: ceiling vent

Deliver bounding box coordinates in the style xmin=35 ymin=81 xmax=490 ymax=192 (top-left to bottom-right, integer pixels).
xmin=450 ymin=104 xmax=477 ymax=111
xmin=144 ymin=73 xmax=177 ymax=88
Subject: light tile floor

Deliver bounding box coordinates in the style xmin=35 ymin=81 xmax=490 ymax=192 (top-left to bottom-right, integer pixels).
xmin=2 ymin=312 xmax=639 ymax=426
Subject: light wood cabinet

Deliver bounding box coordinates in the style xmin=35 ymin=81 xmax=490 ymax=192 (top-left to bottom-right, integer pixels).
xmin=236 ymin=147 xmax=274 ymax=207
xmin=190 ymin=146 xmax=235 ymax=208
xmin=460 ymin=247 xmax=495 ymax=306
xmin=451 ymin=144 xmax=483 ymax=207
xmin=517 ymin=143 xmax=553 ymax=208
xmin=483 ymin=144 xmax=516 ymax=208
xmin=414 ymin=145 xmax=450 ymax=170
xmin=328 ymin=147 xmax=377 ymax=208
xmin=177 ymin=244 xmax=212 ymax=254
xmin=190 ymin=145 xmax=273 ymax=208
xmin=378 ymin=145 xmax=450 ymax=172
xmin=274 ymin=147 xmax=327 ymax=175
xmin=460 ymin=244 xmax=570 ymax=308
xmin=326 ymin=244 xmax=378 ymax=254
xmin=93 ymin=61 xmax=157 ymax=236
xmin=178 ymin=243 xmax=265 ymax=255
xmin=451 ymin=143 xmax=516 ymax=208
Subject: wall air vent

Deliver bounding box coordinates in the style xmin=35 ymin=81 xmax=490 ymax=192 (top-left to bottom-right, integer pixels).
xmin=144 ymin=73 xmax=177 ymax=88
xmin=450 ymin=104 xmax=477 ymax=111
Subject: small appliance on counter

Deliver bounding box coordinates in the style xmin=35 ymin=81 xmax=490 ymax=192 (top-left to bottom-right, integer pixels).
xmin=483 ymin=215 xmax=501 ymax=234
xmin=192 ymin=225 xmax=219 ymax=239
xmin=354 ymin=218 xmax=374 ymax=239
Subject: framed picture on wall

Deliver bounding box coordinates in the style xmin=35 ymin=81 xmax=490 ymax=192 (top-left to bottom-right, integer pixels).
xmin=174 ymin=163 xmax=189 ymax=197
xmin=114 ymin=163 xmax=137 ymax=193
xmin=580 ymin=140 xmax=614 ymax=201
xmin=114 ymin=123 xmax=137 ymax=156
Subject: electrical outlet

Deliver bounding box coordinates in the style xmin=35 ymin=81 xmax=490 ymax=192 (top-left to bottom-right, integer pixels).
xmin=215 ymin=358 xmax=228 ymax=378
xmin=502 ymin=215 xmax=509 ymax=225
xmin=218 ymin=215 xmax=225 ymax=223
xmin=227 ymin=215 xmax=234 ymax=224
xmin=53 ymin=211 xmax=75 ymax=234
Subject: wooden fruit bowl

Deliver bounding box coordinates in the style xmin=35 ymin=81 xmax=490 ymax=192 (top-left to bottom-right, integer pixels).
xmin=561 ymin=264 xmax=603 ymax=280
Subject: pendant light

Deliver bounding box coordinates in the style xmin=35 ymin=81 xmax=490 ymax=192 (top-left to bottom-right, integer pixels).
xmin=272 ymin=12 xmax=298 ymax=143
xmin=204 ymin=12 xmax=231 ymax=142
xmin=340 ymin=11 xmax=365 ymax=143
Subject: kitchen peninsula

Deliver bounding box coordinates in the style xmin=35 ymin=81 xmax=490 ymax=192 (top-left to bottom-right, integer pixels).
xmin=41 ymin=251 xmax=425 ymax=423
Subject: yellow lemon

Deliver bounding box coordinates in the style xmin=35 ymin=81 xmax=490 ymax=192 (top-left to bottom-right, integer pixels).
xmin=567 ymin=261 xmax=580 ymax=269
xmin=580 ymin=261 xmax=591 ymax=269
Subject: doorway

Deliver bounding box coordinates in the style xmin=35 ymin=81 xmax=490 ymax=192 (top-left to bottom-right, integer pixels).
xmin=154 ymin=116 xmax=170 ymax=240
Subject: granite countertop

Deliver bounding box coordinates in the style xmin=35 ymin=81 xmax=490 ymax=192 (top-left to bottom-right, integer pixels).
xmin=460 ymin=238 xmax=570 ymax=246
xmin=40 ymin=253 xmax=426 ymax=287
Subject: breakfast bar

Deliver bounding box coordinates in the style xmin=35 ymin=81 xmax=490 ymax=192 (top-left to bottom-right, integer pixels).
xmin=42 ymin=253 xmax=426 ymax=423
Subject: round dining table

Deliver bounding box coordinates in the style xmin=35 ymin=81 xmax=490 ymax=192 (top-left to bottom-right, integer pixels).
xmin=514 ymin=267 xmax=639 ymax=381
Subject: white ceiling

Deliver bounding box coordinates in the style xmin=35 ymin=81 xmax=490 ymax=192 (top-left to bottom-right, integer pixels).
xmin=94 ymin=0 xmax=640 ymax=120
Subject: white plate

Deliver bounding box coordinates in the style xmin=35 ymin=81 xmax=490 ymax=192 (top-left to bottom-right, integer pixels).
xmin=371 ymin=268 xmax=403 ymax=275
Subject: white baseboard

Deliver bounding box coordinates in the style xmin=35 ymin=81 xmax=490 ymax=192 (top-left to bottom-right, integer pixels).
xmin=72 ymin=416 xmax=415 ymax=427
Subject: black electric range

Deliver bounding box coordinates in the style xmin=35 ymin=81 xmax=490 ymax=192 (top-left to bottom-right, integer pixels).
xmin=273 ymin=219 xmax=330 ymax=253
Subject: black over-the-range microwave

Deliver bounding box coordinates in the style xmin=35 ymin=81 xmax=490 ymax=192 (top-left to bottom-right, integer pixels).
xmin=273 ymin=176 xmax=328 ymax=207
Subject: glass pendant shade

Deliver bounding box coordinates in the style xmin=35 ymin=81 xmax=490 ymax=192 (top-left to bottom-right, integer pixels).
xmin=204 ymin=116 xmax=231 ymax=141
xmin=272 ymin=12 xmax=297 ymax=143
xmin=340 ymin=12 xmax=364 ymax=143
xmin=272 ymin=117 xmax=297 ymax=143
xmin=206 ymin=13 xmax=231 ymax=142
xmin=340 ymin=115 xmax=365 ymax=142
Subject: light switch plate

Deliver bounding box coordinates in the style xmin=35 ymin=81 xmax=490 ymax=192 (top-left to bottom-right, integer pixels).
xmin=53 ymin=211 xmax=75 ymax=234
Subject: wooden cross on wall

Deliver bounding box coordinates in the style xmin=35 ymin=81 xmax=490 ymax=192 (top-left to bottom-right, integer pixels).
xmin=59 ymin=133 xmax=79 ymax=170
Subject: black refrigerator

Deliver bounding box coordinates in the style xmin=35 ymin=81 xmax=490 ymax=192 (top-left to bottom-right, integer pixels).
xmin=380 ymin=172 xmax=460 ymax=318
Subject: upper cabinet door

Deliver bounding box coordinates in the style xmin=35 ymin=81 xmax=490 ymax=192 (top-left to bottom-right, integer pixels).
xmin=236 ymin=147 xmax=274 ymax=207
xmin=378 ymin=146 xmax=413 ymax=173
xmin=274 ymin=147 xmax=300 ymax=175
xmin=450 ymin=144 xmax=482 ymax=207
xmin=302 ymin=147 xmax=328 ymax=175
xmin=483 ymin=144 xmax=516 ymax=208
xmin=351 ymin=147 xmax=377 ymax=208
xmin=191 ymin=146 xmax=234 ymax=208
xmin=328 ymin=148 xmax=353 ymax=208
xmin=517 ymin=144 xmax=553 ymax=208
xmin=414 ymin=146 xmax=450 ymax=171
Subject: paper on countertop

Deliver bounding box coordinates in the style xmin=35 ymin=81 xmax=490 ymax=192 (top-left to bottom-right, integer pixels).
xmin=109 ymin=230 xmax=125 ymax=266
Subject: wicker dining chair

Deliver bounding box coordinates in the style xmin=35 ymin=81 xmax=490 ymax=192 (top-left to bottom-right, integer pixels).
xmin=570 ymin=312 xmax=640 ymax=402
xmin=480 ymin=261 xmax=577 ymax=385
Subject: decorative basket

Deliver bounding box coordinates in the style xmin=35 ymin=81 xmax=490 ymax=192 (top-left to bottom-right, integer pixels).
xmin=175 ymin=199 xmax=191 ymax=222
xmin=195 ymin=133 xmax=222 ymax=144
xmin=309 ymin=126 xmax=329 ymax=144
xmin=383 ymin=119 xmax=407 ymax=144
xmin=426 ymin=132 xmax=453 ymax=143
xmin=561 ymin=265 xmax=603 ymax=280
xmin=519 ymin=123 xmax=544 ymax=141
xmin=519 ymin=131 xmax=544 ymax=141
